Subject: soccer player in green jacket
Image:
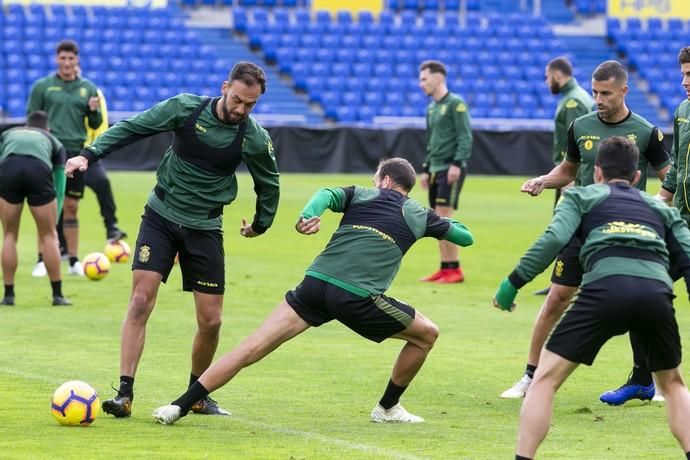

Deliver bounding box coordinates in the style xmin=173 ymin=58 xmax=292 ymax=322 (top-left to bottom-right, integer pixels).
xmin=65 ymin=62 xmax=280 ymax=418
xmin=509 ymin=61 xmax=671 ymax=404
xmin=658 ymin=47 xmax=690 ymax=223
xmin=418 ymin=60 xmax=473 ymax=284
xmin=494 ymin=137 xmax=690 ymax=460
xmin=151 ymin=158 xmax=474 ymax=426
xmin=0 ymin=111 xmax=70 ymax=306
xmin=27 ymin=40 xmax=103 ymax=276
xmin=503 ymin=56 xmax=594 ymax=391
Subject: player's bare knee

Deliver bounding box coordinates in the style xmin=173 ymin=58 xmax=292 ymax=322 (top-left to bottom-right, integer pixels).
xmin=127 ymin=290 xmax=156 ymax=320
xmin=198 ymin=315 xmax=222 ymax=337
xmin=414 ymin=319 xmax=439 ymax=352
xmin=64 ymin=199 xmax=79 ymax=217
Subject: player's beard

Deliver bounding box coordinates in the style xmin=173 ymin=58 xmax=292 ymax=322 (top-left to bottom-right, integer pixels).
xmin=549 ymin=80 xmax=561 ymax=94
xmin=219 ymin=95 xmax=247 ymax=125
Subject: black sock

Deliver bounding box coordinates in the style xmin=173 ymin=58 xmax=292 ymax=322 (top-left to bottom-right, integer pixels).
xmin=188 ymin=373 xmax=199 ymax=388
xmin=525 ymin=364 xmax=537 ymax=379
xmin=118 ymin=376 xmax=134 ymax=398
xmin=4 ymin=284 xmax=14 ymax=298
xmin=379 ymin=379 xmax=407 ymax=410
xmin=50 ymin=281 xmax=63 ymax=298
xmin=37 ymin=253 xmax=43 ymax=263
xmin=172 ymin=381 xmax=209 ymax=415
xmin=516 ymin=455 xmax=532 ymax=460
xmin=69 ymin=256 xmax=79 ymax=266
xmin=629 ymin=365 xmax=653 ymax=386
xmin=685 ymin=452 xmax=690 ymax=460
xmin=441 ymin=261 xmax=460 ymax=270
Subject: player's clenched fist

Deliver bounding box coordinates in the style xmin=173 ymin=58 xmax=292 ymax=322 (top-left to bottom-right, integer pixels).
xmin=521 ymin=177 xmax=545 ymax=196
xmin=295 ymin=216 xmax=320 ymax=235
xmin=65 ymin=155 xmax=89 ymax=178
xmin=493 ymin=278 xmax=518 ymax=312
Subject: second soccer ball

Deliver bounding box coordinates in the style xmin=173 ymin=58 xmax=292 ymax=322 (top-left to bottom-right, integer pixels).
xmin=82 ymin=252 xmax=111 ymax=281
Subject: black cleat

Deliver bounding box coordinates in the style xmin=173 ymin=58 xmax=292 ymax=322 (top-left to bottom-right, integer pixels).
xmin=191 ymin=396 xmax=231 ymax=416
xmin=107 ymin=226 xmax=128 ymax=243
xmin=52 ymin=296 xmax=72 ymax=306
xmin=1 ymin=296 xmax=15 ymax=306
xmin=102 ymin=394 xmax=133 ymax=418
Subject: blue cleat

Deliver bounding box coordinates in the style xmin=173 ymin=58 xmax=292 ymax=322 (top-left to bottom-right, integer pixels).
xmin=599 ymin=382 xmax=655 ymax=405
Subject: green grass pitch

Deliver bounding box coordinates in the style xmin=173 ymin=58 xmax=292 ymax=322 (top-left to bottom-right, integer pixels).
xmin=0 ymin=172 xmax=686 ymax=459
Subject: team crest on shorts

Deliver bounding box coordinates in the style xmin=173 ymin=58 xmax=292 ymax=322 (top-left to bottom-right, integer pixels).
xmin=138 ymin=245 xmax=151 ymax=263
xmin=554 ymin=260 xmax=564 ymax=277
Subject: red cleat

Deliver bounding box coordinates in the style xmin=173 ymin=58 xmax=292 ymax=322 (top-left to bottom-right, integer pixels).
xmin=420 ymin=269 xmax=445 ymax=282
xmin=435 ymin=268 xmax=464 ymax=283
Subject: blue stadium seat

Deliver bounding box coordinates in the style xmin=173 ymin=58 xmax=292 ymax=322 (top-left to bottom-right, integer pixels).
xmin=358 ymin=11 xmax=374 ymax=25
xmin=668 ymin=18 xmax=684 ymax=32
xmin=375 ymin=105 xmax=398 ymax=117
xmin=357 ymin=106 xmax=375 ymax=123
xmin=336 ymin=10 xmax=352 ymax=25
xmin=335 ymin=48 xmax=354 ymax=62
xmin=421 ymin=10 xmax=437 ymax=27
xmin=379 ymin=11 xmax=395 ymax=26
xmin=333 ymin=106 xmax=355 ymax=122
xmin=626 ymin=17 xmax=642 ymax=31
xmin=341 ymin=91 xmax=362 ymax=105
xmin=385 ymin=92 xmax=404 ymax=106
xmin=315 ymin=10 xmax=331 ymax=24
xmin=407 ymin=92 xmax=425 ymax=105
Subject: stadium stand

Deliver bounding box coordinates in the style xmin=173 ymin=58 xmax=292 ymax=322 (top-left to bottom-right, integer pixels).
xmin=608 ymin=16 xmax=687 ymax=126
xmin=0 ymin=1 xmax=680 ymax=129
xmin=238 ymin=7 xmax=568 ymax=122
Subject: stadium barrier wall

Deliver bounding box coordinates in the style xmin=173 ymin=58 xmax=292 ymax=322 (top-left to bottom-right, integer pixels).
xmin=0 ymin=123 xmax=673 ymax=176
xmin=85 ymin=127 xmax=557 ymax=176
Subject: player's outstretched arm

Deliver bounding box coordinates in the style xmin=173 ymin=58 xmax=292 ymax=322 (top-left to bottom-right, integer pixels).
xmin=521 ymin=160 xmax=578 ymax=196
xmin=442 ymin=219 xmax=474 ymax=246
xmin=64 ymin=155 xmax=89 ymax=178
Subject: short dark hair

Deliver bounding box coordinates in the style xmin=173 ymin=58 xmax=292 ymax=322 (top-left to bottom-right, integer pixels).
xmin=547 ymin=56 xmax=573 ymax=76
xmin=596 ymin=136 xmax=639 ymax=182
xmin=419 ymin=60 xmax=447 ymax=77
xmin=592 ymin=60 xmax=627 ymax=84
xmin=26 ymin=111 xmax=49 ymax=130
xmin=378 ymin=158 xmax=416 ymax=192
xmin=56 ymin=40 xmax=79 ymax=55
xmin=229 ymin=61 xmax=266 ymax=94
xmin=679 ymin=47 xmax=690 ymax=65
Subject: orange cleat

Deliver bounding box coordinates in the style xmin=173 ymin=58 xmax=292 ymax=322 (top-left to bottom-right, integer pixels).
xmin=435 ymin=268 xmax=464 ymax=283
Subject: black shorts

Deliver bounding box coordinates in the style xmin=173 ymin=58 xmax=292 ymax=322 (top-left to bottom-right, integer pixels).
xmin=550 ymin=237 xmax=583 ymax=287
xmin=285 ymin=275 xmax=416 ymax=343
xmin=429 ymin=167 xmax=466 ymax=209
xmin=0 ymin=154 xmax=55 ymax=206
xmin=547 ymin=276 xmax=681 ymax=370
xmin=64 ymin=151 xmax=86 ymax=200
xmin=132 ymin=206 xmax=225 ymax=294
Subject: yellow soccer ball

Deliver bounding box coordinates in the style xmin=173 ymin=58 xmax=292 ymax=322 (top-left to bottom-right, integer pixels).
xmin=51 ymin=381 xmax=100 ymax=426
xmin=82 ymin=252 xmax=110 ymax=281
xmin=104 ymin=240 xmax=131 ymax=263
